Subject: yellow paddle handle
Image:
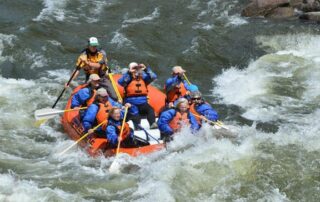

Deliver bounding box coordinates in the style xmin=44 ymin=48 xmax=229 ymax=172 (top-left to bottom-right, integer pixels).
xmin=183 ymin=73 xmax=191 ymax=85
xmin=59 ymin=119 xmax=107 ymax=155
xmin=191 ymin=113 xmax=224 ymax=127
xmin=109 ymin=73 xmax=123 ymax=103
xmin=115 ymin=107 xmax=129 ymax=155
xmin=64 ymin=107 xmax=87 ymax=113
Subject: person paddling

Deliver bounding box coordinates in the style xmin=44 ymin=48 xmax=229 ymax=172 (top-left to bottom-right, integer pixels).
xmin=165 ymin=66 xmax=193 ymax=108
xmin=82 ymin=88 xmax=127 ymax=135
xmin=157 ymin=98 xmax=200 ymax=141
xmin=189 ymin=91 xmax=219 ymax=125
xmin=63 ymin=37 xmax=119 ymax=100
xmin=71 ymin=74 xmax=100 ymax=113
xmin=118 ymin=62 xmax=158 ymax=130
xmin=105 ymin=107 xmax=135 ymax=148
xmin=67 ymin=37 xmax=108 ymax=85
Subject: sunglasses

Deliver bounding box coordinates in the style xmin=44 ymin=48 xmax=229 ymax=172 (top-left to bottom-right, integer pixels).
xmin=191 ymin=97 xmax=201 ymax=100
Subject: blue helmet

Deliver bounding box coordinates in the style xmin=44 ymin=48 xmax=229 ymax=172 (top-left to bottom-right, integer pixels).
xmin=188 ymin=84 xmax=199 ymax=92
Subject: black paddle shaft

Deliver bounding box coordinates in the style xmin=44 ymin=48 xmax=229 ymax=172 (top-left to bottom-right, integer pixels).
xmin=137 ymin=124 xmax=160 ymax=143
xmin=51 ymin=66 xmax=80 ymax=109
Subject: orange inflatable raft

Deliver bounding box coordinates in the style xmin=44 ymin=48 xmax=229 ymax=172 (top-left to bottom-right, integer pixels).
xmin=61 ymin=74 xmax=166 ymax=157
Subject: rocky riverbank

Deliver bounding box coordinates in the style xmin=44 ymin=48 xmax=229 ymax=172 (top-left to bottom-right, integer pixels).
xmin=242 ymin=0 xmax=320 ymax=22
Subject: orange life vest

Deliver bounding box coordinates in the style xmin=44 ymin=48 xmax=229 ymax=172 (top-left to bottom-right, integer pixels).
xmin=72 ymin=84 xmax=96 ymax=107
xmin=125 ymin=75 xmax=148 ymax=97
xmin=169 ymin=111 xmax=190 ymax=132
xmin=96 ymin=102 xmax=113 ymax=131
xmin=189 ymin=103 xmax=201 ymax=124
xmin=111 ymin=122 xmax=131 ymax=140
xmin=166 ymin=82 xmax=187 ymax=103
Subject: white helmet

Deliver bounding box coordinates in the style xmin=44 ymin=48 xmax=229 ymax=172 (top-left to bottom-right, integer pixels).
xmin=88 ymin=37 xmax=99 ymax=46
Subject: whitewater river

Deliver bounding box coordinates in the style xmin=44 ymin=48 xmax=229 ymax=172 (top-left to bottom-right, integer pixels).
xmin=0 ymin=0 xmax=319 ymax=201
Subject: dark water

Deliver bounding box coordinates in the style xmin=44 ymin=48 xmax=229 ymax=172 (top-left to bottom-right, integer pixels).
xmin=0 ymin=0 xmax=320 ymax=201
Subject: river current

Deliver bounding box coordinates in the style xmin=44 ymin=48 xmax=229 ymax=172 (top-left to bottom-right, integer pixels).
xmin=0 ymin=0 xmax=319 ymax=201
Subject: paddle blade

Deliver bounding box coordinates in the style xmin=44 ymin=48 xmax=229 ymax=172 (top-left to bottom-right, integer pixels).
xmin=34 ymin=119 xmax=48 ymax=127
xmin=216 ymin=121 xmax=230 ymax=130
xmin=109 ymin=159 xmax=121 ymax=174
xmin=34 ymin=108 xmax=64 ymax=121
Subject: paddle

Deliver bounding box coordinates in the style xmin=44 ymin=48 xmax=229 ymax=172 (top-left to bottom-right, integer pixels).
xmin=191 ymin=113 xmax=229 ymax=130
xmin=182 ymin=74 xmax=229 ymax=129
xmin=34 ymin=65 xmax=81 ymax=126
xmin=34 ymin=107 xmax=87 ymax=121
xmin=137 ymin=124 xmax=160 ymax=144
xmin=138 ymin=124 xmax=160 ymax=144
xmin=182 ymin=73 xmax=191 ymax=85
xmin=59 ymin=120 xmax=108 ymax=156
xmin=109 ymin=106 xmax=129 ymax=173
xmin=52 ymin=66 xmax=80 ymax=108
xmin=108 ymin=73 xmax=123 ymax=103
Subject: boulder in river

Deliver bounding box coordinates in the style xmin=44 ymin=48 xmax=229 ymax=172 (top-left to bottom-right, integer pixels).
xmin=266 ymin=7 xmax=295 ymax=18
xmin=289 ymin=0 xmax=320 ymax=12
xmin=299 ymin=0 xmax=320 ymax=12
xmin=242 ymin=0 xmax=290 ymax=17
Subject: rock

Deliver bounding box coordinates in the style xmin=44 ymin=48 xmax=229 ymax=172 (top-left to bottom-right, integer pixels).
xmin=299 ymin=11 xmax=320 ymax=21
xmin=242 ymin=0 xmax=290 ymax=17
xmin=300 ymin=0 xmax=320 ymax=12
xmin=241 ymin=2 xmax=262 ymax=17
xmin=289 ymin=0 xmax=304 ymax=8
xmin=291 ymin=0 xmax=320 ymax=12
xmin=256 ymin=0 xmax=290 ymax=8
xmin=266 ymin=7 xmax=295 ymax=18
xmin=242 ymin=0 xmax=320 ymax=20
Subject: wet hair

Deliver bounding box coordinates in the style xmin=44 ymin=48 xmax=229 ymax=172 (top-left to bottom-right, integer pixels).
xmin=109 ymin=107 xmax=121 ymax=116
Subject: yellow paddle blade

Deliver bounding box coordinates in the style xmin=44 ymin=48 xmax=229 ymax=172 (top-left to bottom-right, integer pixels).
xmin=34 ymin=119 xmax=48 ymax=127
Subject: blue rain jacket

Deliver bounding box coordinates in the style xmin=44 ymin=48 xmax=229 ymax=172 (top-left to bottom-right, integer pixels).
xmin=71 ymin=87 xmax=94 ymax=108
xmin=193 ymin=102 xmax=219 ymax=122
xmin=118 ymin=67 xmax=157 ymax=105
xmin=82 ymin=97 xmax=122 ymax=132
xmin=157 ymin=109 xmax=200 ymax=136
xmin=106 ymin=118 xmax=134 ymax=146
